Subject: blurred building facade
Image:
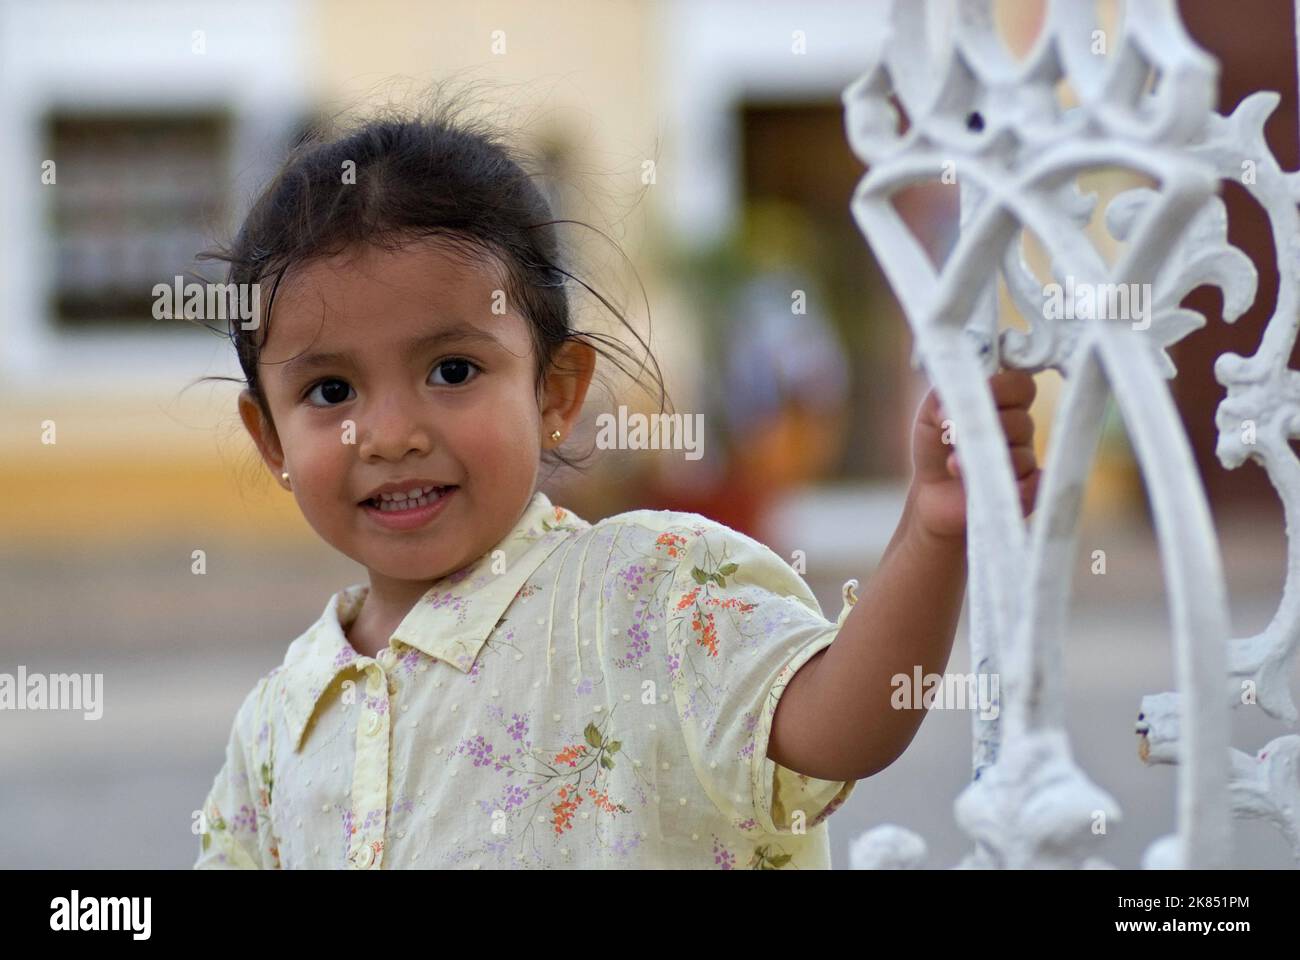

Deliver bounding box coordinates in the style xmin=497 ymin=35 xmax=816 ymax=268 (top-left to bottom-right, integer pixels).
xmin=4 ymin=0 xmax=1272 ymax=555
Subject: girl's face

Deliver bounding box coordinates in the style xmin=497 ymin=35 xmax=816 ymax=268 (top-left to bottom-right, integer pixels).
xmin=238 ymin=239 xmax=593 ymax=590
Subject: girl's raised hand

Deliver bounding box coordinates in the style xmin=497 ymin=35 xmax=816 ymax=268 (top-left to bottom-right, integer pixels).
xmin=909 ymin=369 xmax=1041 ymax=542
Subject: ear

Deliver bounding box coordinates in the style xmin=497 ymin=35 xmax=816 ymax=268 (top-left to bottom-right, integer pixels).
xmin=539 ymin=338 xmax=597 ymax=446
xmin=238 ymin=389 xmax=288 ymax=484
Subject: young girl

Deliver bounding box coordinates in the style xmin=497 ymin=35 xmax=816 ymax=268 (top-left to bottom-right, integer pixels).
xmin=192 ymin=97 xmax=1039 ymax=870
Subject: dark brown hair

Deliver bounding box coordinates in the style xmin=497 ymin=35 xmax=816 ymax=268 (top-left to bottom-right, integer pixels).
xmin=192 ymin=85 xmax=669 ymax=477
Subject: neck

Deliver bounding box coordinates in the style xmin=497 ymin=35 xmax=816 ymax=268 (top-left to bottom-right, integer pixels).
xmin=347 ymin=567 xmax=458 ymax=658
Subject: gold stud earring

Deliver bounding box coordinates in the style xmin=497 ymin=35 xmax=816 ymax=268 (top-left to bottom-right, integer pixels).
xmin=550 ymin=429 xmax=562 ymax=442
xmin=281 ymin=470 xmax=291 ymax=488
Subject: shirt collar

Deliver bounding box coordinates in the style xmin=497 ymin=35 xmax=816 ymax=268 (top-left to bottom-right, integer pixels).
xmin=279 ymin=489 xmax=588 ymax=751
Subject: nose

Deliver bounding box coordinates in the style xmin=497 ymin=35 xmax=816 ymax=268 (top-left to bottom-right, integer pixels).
xmin=357 ymin=386 xmax=434 ymax=462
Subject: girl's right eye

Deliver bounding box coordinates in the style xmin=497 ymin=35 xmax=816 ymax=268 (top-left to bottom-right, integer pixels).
xmin=303 ymin=378 xmax=355 ymax=407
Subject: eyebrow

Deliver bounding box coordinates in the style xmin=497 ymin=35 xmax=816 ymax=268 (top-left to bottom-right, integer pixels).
xmin=279 ymin=326 xmax=505 ymax=380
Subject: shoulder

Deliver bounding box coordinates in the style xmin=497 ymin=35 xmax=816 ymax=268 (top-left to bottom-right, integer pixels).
xmin=589 ymin=507 xmax=818 ymax=609
xmin=227 ymin=669 xmax=278 ymax=741
xmin=591 ymin=506 xmax=727 ymax=541
xmin=587 ymin=506 xmax=717 ymax=564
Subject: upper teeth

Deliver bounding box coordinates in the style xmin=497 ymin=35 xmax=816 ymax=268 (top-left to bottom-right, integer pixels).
xmin=377 ymin=485 xmax=440 ymax=502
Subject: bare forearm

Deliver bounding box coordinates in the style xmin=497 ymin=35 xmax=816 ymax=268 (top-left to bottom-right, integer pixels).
xmin=768 ymin=483 xmax=967 ymax=780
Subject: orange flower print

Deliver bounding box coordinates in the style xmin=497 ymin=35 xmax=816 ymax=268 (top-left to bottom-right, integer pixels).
xmin=694 ymin=611 xmax=719 ymax=657
xmin=706 ymin=596 xmax=757 ymax=614
xmin=551 ymin=785 xmax=585 ymax=834
xmin=672 ymin=551 xmax=748 ymax=658
xmin=656 ymin=532 xmax=687 ymax=559
xmin=553 ymin=743 xmax=588 ymax=767
xmin=586 ymin=787 xmax=629 ymax=814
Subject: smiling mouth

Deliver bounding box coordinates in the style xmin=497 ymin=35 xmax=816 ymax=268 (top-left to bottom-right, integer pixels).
xmin=360 ymin=485 xmax=457 ymax=511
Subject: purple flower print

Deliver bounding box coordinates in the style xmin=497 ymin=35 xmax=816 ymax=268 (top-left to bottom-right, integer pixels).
xmin=388 ymin=797 xmax=414 ymax=817
xmin=665 ymin=651 xmax=681 ymax=682
xmin=737 ymin=712 xmax=759 ymax=760
xmin=364 ymin=694 xmax=388 ymax=714
xmin=332 ymin=646 xmax=358 ymax=669
xmin=232 ymin=804 xmax=258 ymax=834
xmin=506 ymin=712 xmax=529 ymax=743
xmin=576 ymin=676 xmax=594 ymax=696
xmin=340 ymin=808 xmax=353 ymax=850
xmin=610 ymin=832 xmax=642 ymax=858
xmin=501 ymin=783 xmax=530 ymax=812
xmin=457 ymin=734 xmax=504 ymax=771
xmin=475 ymin=782 xmax=531 ymax=816
xmin=615 ymin=603 xmax=654 ymax=669
xmin=682 ymin=687 xmax=703 ymax=723
xmin=712 ymin=837 xmax=735 ymax=869
xmin=401 ymin=650 xmax=420 ymax=675
xmin=421 ymin=589 xmax=469 ymax=627
xmin=618 ymin=562 xmax=648 ymax=594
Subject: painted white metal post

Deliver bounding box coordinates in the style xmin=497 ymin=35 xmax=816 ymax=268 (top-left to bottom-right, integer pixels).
xmin=843 ymin=0 xmax=1299 ymax=869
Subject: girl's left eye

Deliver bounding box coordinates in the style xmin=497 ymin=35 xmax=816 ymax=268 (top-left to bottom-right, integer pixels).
xmin=430 ymin=358 xmax=482 ymax=387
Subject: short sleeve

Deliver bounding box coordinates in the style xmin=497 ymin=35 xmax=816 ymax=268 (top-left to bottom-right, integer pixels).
xmin=661 ymin=515 xmax=857 ymax=836
xmin=193 ymin=677 xmax=279 ymax=869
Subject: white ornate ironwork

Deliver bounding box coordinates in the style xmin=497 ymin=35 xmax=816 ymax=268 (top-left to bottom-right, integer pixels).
xmin=841 ymin=0 xmax=1300 ymax=869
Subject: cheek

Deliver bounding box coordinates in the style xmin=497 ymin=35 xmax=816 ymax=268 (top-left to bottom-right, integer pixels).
xmin=453 ymin=390 xmax=540 ymax=455
xmin=286 ymin=423 xmax=352 ymax=493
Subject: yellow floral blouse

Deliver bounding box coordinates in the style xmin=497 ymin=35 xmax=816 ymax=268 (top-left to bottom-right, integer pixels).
xmin=194 ymin=489 xmax=859 ymax=869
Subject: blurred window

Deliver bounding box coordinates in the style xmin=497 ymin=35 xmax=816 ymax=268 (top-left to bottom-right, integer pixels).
xmin=44 ymin=111 xmax=231 ymax=329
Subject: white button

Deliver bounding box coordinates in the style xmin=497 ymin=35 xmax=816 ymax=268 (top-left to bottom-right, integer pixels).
xmin=351 ymin=844 xmax=375 ymax=868
xmin=365 ymin=711 xmax=382 ymax=735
